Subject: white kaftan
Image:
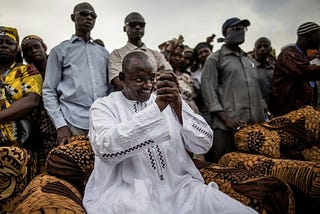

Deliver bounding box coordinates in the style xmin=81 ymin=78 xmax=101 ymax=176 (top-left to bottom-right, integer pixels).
xmin=83 ymin=92 xmax=257 ymax=214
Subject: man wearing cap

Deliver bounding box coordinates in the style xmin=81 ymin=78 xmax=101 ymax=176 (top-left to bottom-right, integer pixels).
xmin=42 ymin=2 xmax=110 ymax=145
xmin=201 ymin=17 xmax=267 ymax=163
xmin=270 ymin=22 xmax=320 ymax=116
xmin=108 ymin=12 xmax=172 ymax=91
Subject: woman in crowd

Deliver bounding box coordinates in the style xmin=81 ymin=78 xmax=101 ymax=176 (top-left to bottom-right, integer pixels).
xmin=0 ymin=26 xmax=43 ymax=212
xmin=21 ymin=35 xmax=58 ymax=172
xmin=192 ymin=42 xmax=213 ymax=124
xmin=159 ymin=36 xmax=199 ymax=113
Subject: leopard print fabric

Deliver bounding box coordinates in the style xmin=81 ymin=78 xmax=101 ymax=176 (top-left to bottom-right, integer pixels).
xmin=235 ymin=124 xmax=282 ymax=158
xmin=46 ymin=135 xmax=94 ymax=194
xmin=302 ymin=146 xmax=320 ymax=161
xmin=0 ymin=146 xmax=29 ymax=214
xmin=36 ymin=105 xmax=58 ymax=170
xmin=235 ymin=106 xmax=320 ymax=160
xmin=13 ymin=173 xmax=85 ymax=214
xmin=219 ymin=152 xmax=320 ymax=199
xmin=200 ymin=164 xmax=295 ymax=214
xmin=44 ymin=135 xmax=298 ymax=213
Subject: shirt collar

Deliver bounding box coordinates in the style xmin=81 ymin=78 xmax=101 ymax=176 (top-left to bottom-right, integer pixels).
xmin=253 ymin=58 xmax=274 ymax=69
xmin=120 ymin=91 xmax=154 ymax=109
xmin=221 ymin=44 xmax=246 ymax=57
xmin=70 ymin=35 xmax=94 ymax=44
xmin=126 ymin=42 xmax=147 ymax=51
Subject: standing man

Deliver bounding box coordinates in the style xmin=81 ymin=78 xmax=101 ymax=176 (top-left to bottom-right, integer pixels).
xmin=43 ymin=2 xmax=110 ymax=145
xmin=109 ymin=12 xmax=171 ymax=91
xmin=252 ymin=37 xmax=275 ymax=108
xmin=201 ymin=17 xmax=267 ymax=163
xmin=270 ymin=22 xmax=320 ymax=116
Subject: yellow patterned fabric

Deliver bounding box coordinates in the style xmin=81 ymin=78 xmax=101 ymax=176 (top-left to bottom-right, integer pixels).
xmin=46 ymin=135 xmax=94 ymax=194
xmin=0 ymin=63 xmax=42 ymax=144
xmin=13 ymin=173 xmax=85 ymax=214
xmin=200 ymin=164 xmax=295 ymax=214
xmin=235 ymin=106 xmax=320 ymax=160
xmin=0 ymin=146 xmax=29 ymax=214
xmin=219 ymin=152 xmax=320 ymax=199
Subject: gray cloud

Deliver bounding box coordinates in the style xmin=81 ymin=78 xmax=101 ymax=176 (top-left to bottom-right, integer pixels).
xmin=0 ymin=0 xmax=319 ymax=56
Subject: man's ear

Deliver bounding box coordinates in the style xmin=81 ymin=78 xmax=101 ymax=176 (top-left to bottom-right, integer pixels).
xmin=71 ymin=14 xmax=75 ymax=22
xmin=123 ymin=26 xmax=127 ymax=32
xmin=119 ymin=72 xmax=125 ymax=81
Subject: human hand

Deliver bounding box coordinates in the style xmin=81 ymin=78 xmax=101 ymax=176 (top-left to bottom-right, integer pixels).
xmin=56 ymin=126 xmax=72 ymax=145
xmin=223 ymin=118 xmax=247 ymax=132
xmin=155 ymin=71 xmax=180 ymax=111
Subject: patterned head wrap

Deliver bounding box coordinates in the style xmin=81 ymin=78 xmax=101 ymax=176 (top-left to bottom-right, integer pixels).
xmin=21 ymin=35 xmax=47 ymax=51
xmin=184 ymin=45 xmax=193 ymax=54
xmin=158 ymin=35 xmax=184 ymax=60
xmin=0 ymin=26 xmax=19 ymax=43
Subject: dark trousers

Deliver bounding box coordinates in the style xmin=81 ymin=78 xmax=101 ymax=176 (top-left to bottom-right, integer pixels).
xmin=205 ymin=128 xmax=235 ymax=163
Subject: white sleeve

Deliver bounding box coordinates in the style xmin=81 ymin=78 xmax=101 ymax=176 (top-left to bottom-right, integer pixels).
xmin=180 ymin=101 xmax=214 ymax=154
xmin=89 ymin=98 xmax=171 ymax=164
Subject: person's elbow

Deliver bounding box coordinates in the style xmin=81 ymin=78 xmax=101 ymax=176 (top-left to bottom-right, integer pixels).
xmin=24 ymin=92 xmax=41 ymax=108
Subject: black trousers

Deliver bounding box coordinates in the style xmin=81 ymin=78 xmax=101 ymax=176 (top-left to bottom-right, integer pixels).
xmin=204 ymin=128 xmax=235 ymax=163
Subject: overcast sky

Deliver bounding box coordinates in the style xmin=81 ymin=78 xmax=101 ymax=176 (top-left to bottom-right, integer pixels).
xmin=1 ymin=0 xmax=319 ymax=56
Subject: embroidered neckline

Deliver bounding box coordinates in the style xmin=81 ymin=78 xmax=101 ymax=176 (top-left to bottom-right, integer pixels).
xmin=120 ymin=91 xmax=153 ymax=112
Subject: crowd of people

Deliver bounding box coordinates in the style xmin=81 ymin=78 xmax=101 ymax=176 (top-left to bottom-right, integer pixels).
xmin=1 ymin=1 xmax=320 ymax=213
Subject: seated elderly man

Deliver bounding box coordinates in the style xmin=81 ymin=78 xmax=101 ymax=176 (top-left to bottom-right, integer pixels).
xmin=83 ymin=50 xmax=257 ymax=214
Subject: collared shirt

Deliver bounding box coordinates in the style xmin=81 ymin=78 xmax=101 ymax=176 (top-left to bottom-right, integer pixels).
xmin=271 ymin=45 xmax=320 ymax=116
xmin=108 ymin=42 xmax=172 ymax=83
xmin=201 ymin=45 xmax=266 ymax=129
xmin=254 ymin=60 xmax=274 ymax=106
xmin=43 ymin=35 xmax=110 ymax=130
xmin=83 ymin=92 xmax=256 ymax=214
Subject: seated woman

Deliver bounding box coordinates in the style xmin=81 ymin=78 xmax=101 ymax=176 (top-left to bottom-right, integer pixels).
xmin=0 ymin=26 xmax=43 ymax=212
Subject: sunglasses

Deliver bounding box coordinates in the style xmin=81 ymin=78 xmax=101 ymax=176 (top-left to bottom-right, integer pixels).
xmin=74 ymin=10 xmax=97 ymax=19
xmin=232 ymin=25 xmax=247 ymax=31
xmin=125 ymin=22 xmax=146 ymax=28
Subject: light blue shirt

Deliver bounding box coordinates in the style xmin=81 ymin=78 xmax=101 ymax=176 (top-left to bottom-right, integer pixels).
xmin=43 ymin=35 xmax=110 ymax=130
